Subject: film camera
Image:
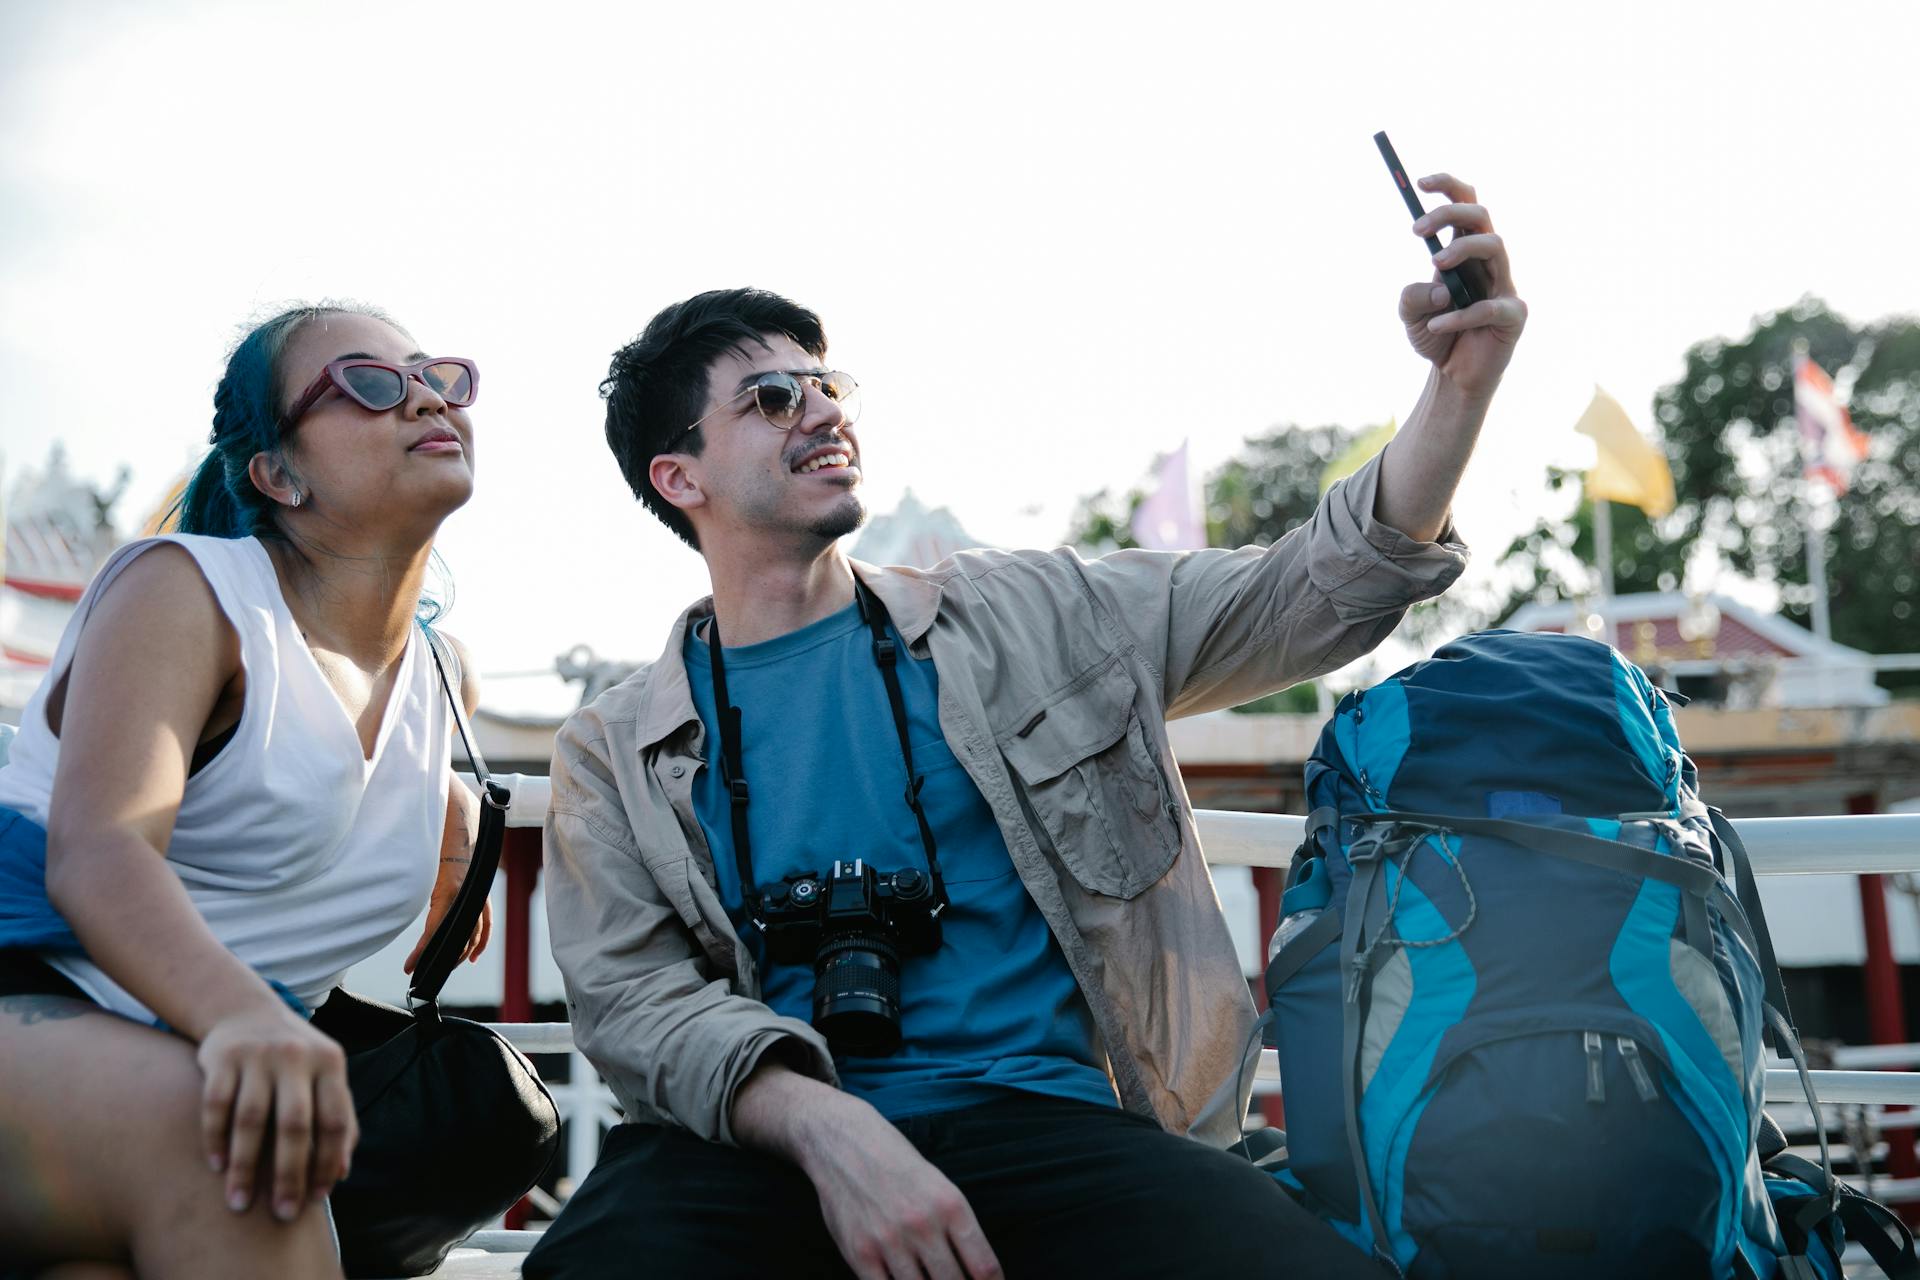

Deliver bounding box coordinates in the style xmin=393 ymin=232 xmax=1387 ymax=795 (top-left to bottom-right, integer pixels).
xmin=757 ymin=859 xmax=944 ymax=1055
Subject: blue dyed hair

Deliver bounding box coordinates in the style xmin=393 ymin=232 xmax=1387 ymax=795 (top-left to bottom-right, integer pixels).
xmin=172 ymin=302 xmax=453 ymax=624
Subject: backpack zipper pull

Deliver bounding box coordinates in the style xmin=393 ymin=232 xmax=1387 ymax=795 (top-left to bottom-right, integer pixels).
xmin=1584 ymin=1031 xmax=1606 ymax=1103
xmin=1618 ymin=1037 xmax=1659 ymax=1102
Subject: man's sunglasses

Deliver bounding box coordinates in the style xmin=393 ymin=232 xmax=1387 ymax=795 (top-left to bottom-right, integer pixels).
xmin=283 ymin=357 xmax=480 ymax=428
xmin=670 ymin=369 xmax=860 ymax=447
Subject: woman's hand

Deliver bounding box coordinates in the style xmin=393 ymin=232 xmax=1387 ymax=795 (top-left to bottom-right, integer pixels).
xmin=403 ymin=858 xmax=493 ymax=974
xmin=197 ymin=1000 xmax=357 ymax=1220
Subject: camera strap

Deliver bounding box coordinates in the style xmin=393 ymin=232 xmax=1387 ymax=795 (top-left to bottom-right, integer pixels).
xmin=705 ymin=576 xmax=947 ymax=928
xmin=853 ymin=578 xmax=946 ymax=905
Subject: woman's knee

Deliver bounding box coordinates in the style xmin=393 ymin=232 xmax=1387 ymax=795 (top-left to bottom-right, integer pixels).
xmin=0 ymin=1013 xmax=330 ymax=1273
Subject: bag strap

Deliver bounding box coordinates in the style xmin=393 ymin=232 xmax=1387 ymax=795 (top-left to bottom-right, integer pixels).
xmin=1337 ymin=851 xmax=1396 ymax=1266
xmin=1709 ymin=807 xmax=1798 ymax=1033
xmin=1366 ymin=810 xmax=1767 ymax=965
xmin=408 ymin=626 xmax=512 ymax=1008
xmin=1264 ymin=909 xmax=1341 ymax=992
xmin=1769 ymin=1152 xmax=1920 ymax=1279
xmin=1836 ymin=1192 xmax=1920 ymax=1280
xmin=1703 ymin=808 xmax=1847 ymax=1239
xmin=1368 ymin=810 xmax=1729 ymax=900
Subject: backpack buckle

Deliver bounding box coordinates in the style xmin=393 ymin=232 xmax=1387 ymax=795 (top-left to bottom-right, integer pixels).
xmin=1347 ymin=823 xmax=1420 ymax=867
xmin=1346 ymin=827 xmax=1391 ymax=866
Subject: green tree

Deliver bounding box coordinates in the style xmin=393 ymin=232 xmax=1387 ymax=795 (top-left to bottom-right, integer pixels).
xmin=1064 ymin=424 xmax=1360 ymax=554
xmin=1062 ymin=485 xmax=1147 ymax=553
xmin=1493 ymin=298 xmax=1919 ymax=692
xmin=1205 ymin=423 xmax=1354 ymax=549
xmin=1651 ymin=298 xmax=1918 ymax=663
xmin=1491 ymin=472 xmax=1667 ymax=621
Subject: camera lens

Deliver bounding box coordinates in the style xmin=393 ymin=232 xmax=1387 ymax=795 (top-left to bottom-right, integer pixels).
xmin=813 ymin=932 xmax=902 ymax=1056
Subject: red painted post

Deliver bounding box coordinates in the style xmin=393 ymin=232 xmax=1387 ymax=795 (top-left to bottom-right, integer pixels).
xmin=1252 ymin=865 xmax=1285 ymax=1128
xmin=500 ymin=826 xmax=541 ymax=1025
xmin=1852 ymin=792 xmax=1917 ymax=1180
xmin=499 ymin=826 xmax=542 ymax=1229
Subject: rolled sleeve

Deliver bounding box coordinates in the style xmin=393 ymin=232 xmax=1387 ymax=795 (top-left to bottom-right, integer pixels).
xmin=1308 ymin=451 xmax=1469 ymax=625
xmin=544 ymin=727 xmax=835 ymax=1145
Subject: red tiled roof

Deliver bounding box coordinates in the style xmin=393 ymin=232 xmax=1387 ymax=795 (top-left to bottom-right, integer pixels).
xmin=1526 ymin=613 xmax=1797 ymax=659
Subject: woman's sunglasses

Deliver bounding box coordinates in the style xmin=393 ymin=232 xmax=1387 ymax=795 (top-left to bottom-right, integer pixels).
xmin=282 ymin=357 xmax=479 ymax=428
xmin=670 ymin=369 xmax=860 ymax=447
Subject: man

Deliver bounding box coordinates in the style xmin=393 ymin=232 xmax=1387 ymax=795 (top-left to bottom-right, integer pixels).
xmin=527 ymin=174 xmax=1525 ymax=1279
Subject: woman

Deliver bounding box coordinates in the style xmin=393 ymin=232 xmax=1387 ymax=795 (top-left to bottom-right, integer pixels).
xmin=0 ymin=303 xmax=489 ymax=1279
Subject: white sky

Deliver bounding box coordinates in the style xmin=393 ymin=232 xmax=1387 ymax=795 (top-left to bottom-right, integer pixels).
xmin=3 ymin=0 xmax=1916 ymax=715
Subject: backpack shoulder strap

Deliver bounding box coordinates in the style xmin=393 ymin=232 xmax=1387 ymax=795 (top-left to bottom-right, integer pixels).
xmin=1708 ymin=807 xmax=1795 ymax=1030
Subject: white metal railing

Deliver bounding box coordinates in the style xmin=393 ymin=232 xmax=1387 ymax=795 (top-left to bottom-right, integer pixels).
xmin=480 ymin=772 xmax=1920 ymax=876
xmin=489 ymin=1029 xmax=1920 ymax=1110
xmin=468 ymin=771 xmax=1920 ymax=1252
xmin=1195 ymin=808 xmax=1920 ymax=877
xmin=1831 ymin=1043 xmax=1920 ymax=1071
xmin=471 ymin=776 xmax=1920 ymax=1115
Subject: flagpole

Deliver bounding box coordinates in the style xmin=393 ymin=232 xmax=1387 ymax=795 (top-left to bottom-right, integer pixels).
xmin=1791 ymin=342 xmax=1839 ymax=646
xmin=1593 ymin=497 xmax=1615 ymax=648
xmin=1805 ymin=484 xmax=1834 ymax=643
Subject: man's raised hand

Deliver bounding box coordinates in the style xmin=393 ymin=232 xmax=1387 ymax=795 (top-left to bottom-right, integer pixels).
xmin=1398 ymin=173 xmax=1527 ymax=400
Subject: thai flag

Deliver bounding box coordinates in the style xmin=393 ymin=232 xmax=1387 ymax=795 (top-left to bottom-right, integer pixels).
xmin=1794 ymin=353 xmax=1870 ymax=495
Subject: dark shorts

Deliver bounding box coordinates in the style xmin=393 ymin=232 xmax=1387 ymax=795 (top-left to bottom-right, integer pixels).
xmin=0 ymin=952 xmax=96 ymax=1280
xmin=0 ymin=949 xmax=88 ymax=1002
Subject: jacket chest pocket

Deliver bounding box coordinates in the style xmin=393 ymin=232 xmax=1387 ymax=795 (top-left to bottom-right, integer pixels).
xmin=996 ymin=661 xmax=1180 ymax=899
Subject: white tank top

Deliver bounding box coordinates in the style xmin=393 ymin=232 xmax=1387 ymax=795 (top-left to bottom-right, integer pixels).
xmin=0 ymin=534 xmax=449 ymax=1020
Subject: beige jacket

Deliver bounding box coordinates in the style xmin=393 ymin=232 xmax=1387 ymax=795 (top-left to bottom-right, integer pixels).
xmin=543 ymin=454 xmax=1467 ymax=1148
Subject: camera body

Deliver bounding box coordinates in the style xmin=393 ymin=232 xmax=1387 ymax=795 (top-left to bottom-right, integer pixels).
xmin=757 ymin=859 xmax=944 ymax=1055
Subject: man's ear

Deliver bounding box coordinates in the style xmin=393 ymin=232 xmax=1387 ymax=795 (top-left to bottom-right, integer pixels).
xmin=649 ymin=453 xmax=707 ymax=515
xmin=247 ymin=451 xmax=302 ymax=509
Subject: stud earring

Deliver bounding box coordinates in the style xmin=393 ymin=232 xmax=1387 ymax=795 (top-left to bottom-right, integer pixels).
xmin=290 ymin=491 xmax=303 ymax=508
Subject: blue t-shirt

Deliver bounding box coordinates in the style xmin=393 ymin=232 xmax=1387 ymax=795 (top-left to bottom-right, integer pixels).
xmin=685 ymin=601 xmax=1117 ymax=1120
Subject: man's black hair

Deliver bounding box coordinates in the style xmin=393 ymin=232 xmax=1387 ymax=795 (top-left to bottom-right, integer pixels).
xmin=601 ymin=287 xmax=828 ymax=549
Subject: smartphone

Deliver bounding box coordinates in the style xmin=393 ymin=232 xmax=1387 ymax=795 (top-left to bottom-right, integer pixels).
xmin=1373 ymin=130 xmax=1489 ymax=310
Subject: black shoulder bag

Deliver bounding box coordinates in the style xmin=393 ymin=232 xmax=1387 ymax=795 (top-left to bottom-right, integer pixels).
xmin=312 ymin=627 xmax=560 ymax=1278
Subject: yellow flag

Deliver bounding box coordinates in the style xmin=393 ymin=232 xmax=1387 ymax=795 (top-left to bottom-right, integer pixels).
xmin=1575 ymin=388 xmax=1675 ymax=518
xmin=141 ymin=470 xmax=191 ymax=536
xmin=1320 ymin=419 xmax=1397 ymax=494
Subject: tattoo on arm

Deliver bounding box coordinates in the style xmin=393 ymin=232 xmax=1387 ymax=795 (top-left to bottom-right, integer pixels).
xmin=0 ymin=995 xmax=94 ymax=1025
xmin=445 ymin=799 xmax=472 ymax=852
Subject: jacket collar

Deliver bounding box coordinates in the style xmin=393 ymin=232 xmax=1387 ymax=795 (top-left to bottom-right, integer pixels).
xmin=634 ymin=603 xmax=705 ymax=751
xmin=851 ymin=558 xmax=941 ymax=647
xmin=631 ymin=559 xmax=944 ymax=751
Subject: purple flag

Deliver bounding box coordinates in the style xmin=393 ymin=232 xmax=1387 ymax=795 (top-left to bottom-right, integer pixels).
xmin=1130 ymin=440 xmax=1205 ymax=550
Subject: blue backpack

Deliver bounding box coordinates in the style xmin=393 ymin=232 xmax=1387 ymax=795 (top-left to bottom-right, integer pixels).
xmin=1262 ymin=630 xmax=1904 ymax=1279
